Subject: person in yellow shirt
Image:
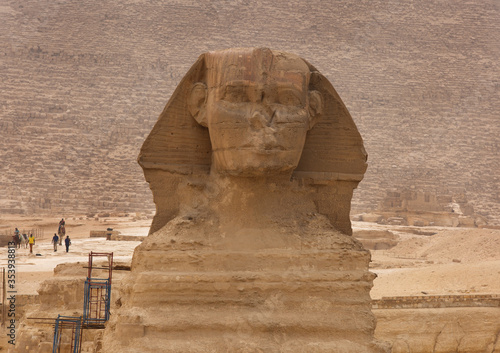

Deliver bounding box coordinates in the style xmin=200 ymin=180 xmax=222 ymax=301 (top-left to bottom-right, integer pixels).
xmin=28 ymin=233 xmax=35 ymax=254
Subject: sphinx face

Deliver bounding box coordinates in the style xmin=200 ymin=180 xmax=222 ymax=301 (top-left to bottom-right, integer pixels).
xmin=202 ymin=49 xmax=316 ymax=176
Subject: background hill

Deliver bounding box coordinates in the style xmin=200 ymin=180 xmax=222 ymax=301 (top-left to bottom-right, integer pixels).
xmin=1 ymin=0 xmax=498 ymax=223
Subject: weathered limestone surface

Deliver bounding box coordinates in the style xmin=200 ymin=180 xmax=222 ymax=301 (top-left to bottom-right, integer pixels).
xmin=373 ymin=294 xmax=500 ymax=309
xmin=138 ymin=48 xmax=367 ymax=236
xmin=102 ymin=209 xmax=388 ymax=351
xmin=100 ymin=48 xmax=387 ymax=352
xmin=374 ymin=307 xmax=500 ymax=353
xmin=353 ymin=230 xmax=398 ymax=250
xmin=103 ymin=216 xmax=384 ymax=352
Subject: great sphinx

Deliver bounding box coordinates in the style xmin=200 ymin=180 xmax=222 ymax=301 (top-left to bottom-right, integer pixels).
xmin=102 ymin=48 xmax=388 ymax=353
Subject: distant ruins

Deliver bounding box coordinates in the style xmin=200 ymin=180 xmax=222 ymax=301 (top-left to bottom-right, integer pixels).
xmin=99 ymin=48 xmax=388 ymax=352
xmin=359 ymin=188 xmax=484 ymax=227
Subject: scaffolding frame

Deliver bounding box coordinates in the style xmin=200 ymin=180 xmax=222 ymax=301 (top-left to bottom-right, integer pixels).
xmin=44 ymin=251 xmax=114 ymax=352
xmin=83 ymin=278 xmax=111 ymax=326
xmin=52 ymin=315 xmax=83 ymax=353
xmin=83 ymin=252 xmax=113 ymax=327
xmin=87 ymin=252 xmax=113 ymax=284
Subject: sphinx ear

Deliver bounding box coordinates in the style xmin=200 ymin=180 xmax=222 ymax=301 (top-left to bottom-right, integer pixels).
xmin=308 ymin=90 xmax=323 ymax=130
xmin=188 ymin=82 xmax=208 ymax=126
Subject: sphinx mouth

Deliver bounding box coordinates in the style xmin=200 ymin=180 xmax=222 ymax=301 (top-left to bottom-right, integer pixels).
xmin=238 ymin=143 xmax=286 ymax=151
xmin=214 ymin=146 xmax=287 ymax=155
xmin=263 ymin=144 xmax=285 ymax=151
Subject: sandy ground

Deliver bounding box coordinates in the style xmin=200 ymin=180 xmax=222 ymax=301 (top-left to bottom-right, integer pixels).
xmin=354 ymin=221 xmax=500 ymax=298
xmin=0 ymin=216 xmax=499 ymax=300
xmin=0 ymin=215 xmax=149 ymax=295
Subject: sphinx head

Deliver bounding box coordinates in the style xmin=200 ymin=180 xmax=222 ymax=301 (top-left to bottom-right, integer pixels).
xmin=188 ymin=48 xmax=322 ymax=177
xmin=139 ymin=48 xmax=367 ymax=235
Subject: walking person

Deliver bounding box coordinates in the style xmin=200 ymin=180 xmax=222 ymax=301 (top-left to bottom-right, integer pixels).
xmin=22 ymin=233 xmax=28 ymax=249
xmin=14 ymin=228 xmax=21 ymax=249
xmin=52 ymin=233 xmax=59 ymax=252
xmin=64 ymin=235 xmax=71 ymax=253
xmin=28 ymin=233 xmax=35 ymax=254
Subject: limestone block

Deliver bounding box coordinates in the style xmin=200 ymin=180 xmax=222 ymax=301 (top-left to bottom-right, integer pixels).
xmin=375 ymin=307 xmax=500 ymax=353
xmin=354 ymin=230 xmax=398 ymax=250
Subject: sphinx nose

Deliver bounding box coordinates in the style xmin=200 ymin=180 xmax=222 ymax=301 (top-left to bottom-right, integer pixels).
xmin=250 ymin=111 xmax=267 ymax=129
xmin=249 ymin=109 xmax=274 ymax=129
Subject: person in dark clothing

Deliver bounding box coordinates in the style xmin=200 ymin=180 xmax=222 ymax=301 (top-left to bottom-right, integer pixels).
xmin=14 ymin=228 xmax=21 ymax=249
xmin=64 ymin=235 xmax=71 ymax=253
xmin=52 ymin=233 xmax=59 ymax=252
xmin=58 ymin=218 xmax=65 ymax=232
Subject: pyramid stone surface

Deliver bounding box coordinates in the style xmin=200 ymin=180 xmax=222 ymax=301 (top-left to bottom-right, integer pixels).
xmin=0 ymin=0 xmax=498 ymax=224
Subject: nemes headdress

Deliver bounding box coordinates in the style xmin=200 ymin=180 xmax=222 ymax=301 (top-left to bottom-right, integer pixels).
xmin=138 ymin=48 xmax=367 ymax=234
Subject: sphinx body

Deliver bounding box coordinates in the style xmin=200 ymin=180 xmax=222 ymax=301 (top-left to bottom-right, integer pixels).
xmin=101 ymin=48 xmax=388 ymax=353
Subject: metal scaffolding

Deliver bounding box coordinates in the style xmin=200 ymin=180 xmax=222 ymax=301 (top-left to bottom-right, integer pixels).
xmin=52 ymin=315 xmax=83 ymax=353
xmin=83 ymin=278 xmax=111 ymax=326
xmin=36 ymin=251 xmax=115 ymax=352
xmin=83 ymin=252 xmax=113 ymax=327
xmin=86 ymin=251 xmax=113 ymax=283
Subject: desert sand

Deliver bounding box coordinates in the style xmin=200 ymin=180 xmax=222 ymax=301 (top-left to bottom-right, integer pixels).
xmin=0 ymin=215 xmax=149 ymax=295
xmin=358 ymin=221 xmax=500 ymax=298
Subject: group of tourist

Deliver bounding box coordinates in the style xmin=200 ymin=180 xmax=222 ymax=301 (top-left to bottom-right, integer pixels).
xmin=51 ymin=233 xmax=71 ymax=253
xmin=51 ymin=218 xmax=71 ymax=252
xmin=13 ymin=218 xmax=72 ymax=254
xmin=12 ymin=227 xmax=36 ymax=253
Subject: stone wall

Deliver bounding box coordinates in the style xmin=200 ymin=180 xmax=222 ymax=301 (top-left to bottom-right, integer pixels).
xmin=373 ymin=296 xmax=500 ymax=352
xmin=374 ymin=307 xmax=500 ymax=353
xmin=373 ymin=294 xmax=500 ymax=309
xmin=0 ymin=0 xmax=498 ymax=223
xmin=89 ymin=230 xmax=119 ymax=238
xmin=371 ymin=189 xmax=482 ymax=227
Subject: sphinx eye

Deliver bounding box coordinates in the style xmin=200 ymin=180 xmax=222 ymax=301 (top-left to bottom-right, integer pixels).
xmin=223 ymin=85 xmax=249 ymax=103
xmin=278 ymin=89 xmax=302 ymax=106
